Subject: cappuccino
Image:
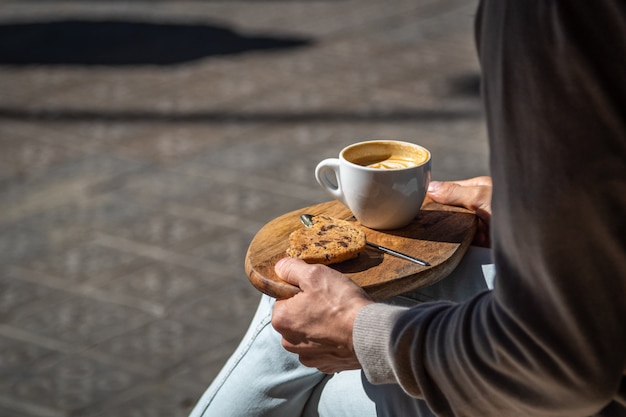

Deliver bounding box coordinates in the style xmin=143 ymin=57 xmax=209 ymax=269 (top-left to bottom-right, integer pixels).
xmin=353 ymin=155 xmax=421 ymax=169
xmin=344 ymin=141 xmax=430 ymax=170
xmin=315 ymin=140 xmax=432 ymax=229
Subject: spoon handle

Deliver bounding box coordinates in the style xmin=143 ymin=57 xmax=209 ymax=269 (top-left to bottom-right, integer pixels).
xmin=300 ymin=214 xmax=430 ymax=266
xmin=366 ymin=242 xmax=430 ymax=266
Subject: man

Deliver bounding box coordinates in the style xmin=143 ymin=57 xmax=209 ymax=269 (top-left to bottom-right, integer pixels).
xmin=189 ymin=1 xmax=626 ymax=416
xmin=272 ymin=1 xmax=626 ymax=416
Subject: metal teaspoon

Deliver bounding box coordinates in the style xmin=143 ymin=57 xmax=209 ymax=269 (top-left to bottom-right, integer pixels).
xmin=299 ymin=214 xmax=430 ymax=266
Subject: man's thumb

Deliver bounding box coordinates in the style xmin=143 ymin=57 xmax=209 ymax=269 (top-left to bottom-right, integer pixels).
xmin=275 ymin=257 xmax=304 ymax=287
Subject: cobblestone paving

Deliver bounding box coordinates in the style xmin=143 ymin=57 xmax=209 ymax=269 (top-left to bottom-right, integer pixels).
xmin=0 ymin=0 xmax=488 ymax=415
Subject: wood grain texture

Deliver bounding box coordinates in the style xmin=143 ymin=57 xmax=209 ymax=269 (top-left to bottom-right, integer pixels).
xmin=245 ymin=199 xmax=477 ymax=300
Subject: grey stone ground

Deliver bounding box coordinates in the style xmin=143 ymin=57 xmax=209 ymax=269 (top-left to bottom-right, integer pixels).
xmin=0 ymin=1 xmax=488 ymax=416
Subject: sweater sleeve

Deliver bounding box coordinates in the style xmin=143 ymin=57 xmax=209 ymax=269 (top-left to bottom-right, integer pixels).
xmin=353 ymin=1 xmax=626 ymax=416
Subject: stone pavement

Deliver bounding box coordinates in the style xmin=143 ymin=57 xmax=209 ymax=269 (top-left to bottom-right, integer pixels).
xmin=0 ymin=0 xmax=488 ymax=415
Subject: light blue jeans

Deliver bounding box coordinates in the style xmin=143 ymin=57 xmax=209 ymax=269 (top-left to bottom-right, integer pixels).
xmin=189 ymin=247 xmax=495 ymax=417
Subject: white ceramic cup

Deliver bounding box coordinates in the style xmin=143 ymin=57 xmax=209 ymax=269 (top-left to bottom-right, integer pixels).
xmin=315 ymin=140 xmax=431 ymax=230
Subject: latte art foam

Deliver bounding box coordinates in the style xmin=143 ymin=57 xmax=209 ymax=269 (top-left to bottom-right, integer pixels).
xmin=350 ymin=152 xmax=428 ymax=169
xmin=366 ymin=156 xmax=419 ymax=169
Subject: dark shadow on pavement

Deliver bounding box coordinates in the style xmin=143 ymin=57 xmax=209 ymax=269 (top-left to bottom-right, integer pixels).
xmin=0 ymin=19 xmax=312 ymax=66
xmin=0 ymin=107 xmax=484 ymax=124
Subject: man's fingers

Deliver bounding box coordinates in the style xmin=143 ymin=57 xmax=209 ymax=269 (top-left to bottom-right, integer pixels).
xmin=427 ymin=181 xmax=473 ymax=208
xmin=427 ymin=178 xmax=491 ymax=215
xmin=452 ymin=176 xmax=492 ymax=188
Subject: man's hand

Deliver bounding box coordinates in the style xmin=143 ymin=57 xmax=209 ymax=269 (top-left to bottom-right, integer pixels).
xmin=428 ymin=176 xmax=492 ymax=247
xmin=271 ymin=257 xmax=374 ymax=374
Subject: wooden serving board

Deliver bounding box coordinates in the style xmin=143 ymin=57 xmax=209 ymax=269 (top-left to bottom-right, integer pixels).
xmin=245 ymin=199 xmax=477 ymax=301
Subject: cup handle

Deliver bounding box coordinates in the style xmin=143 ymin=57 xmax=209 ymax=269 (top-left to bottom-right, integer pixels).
xmin=315 ymin=158 xmax=346 ymax=204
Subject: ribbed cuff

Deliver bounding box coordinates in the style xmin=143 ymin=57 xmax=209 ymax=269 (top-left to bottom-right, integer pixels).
xmin=353 ymin=303 xmax=409 ymax=385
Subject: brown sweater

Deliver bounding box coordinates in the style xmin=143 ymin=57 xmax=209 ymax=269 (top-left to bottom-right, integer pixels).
xmin=353 ymin=1 xmax=626 ymax=416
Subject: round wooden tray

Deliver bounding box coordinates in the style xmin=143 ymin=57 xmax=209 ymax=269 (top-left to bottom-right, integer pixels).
xmin=245 ymin=199 xmax=477 ymax=300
